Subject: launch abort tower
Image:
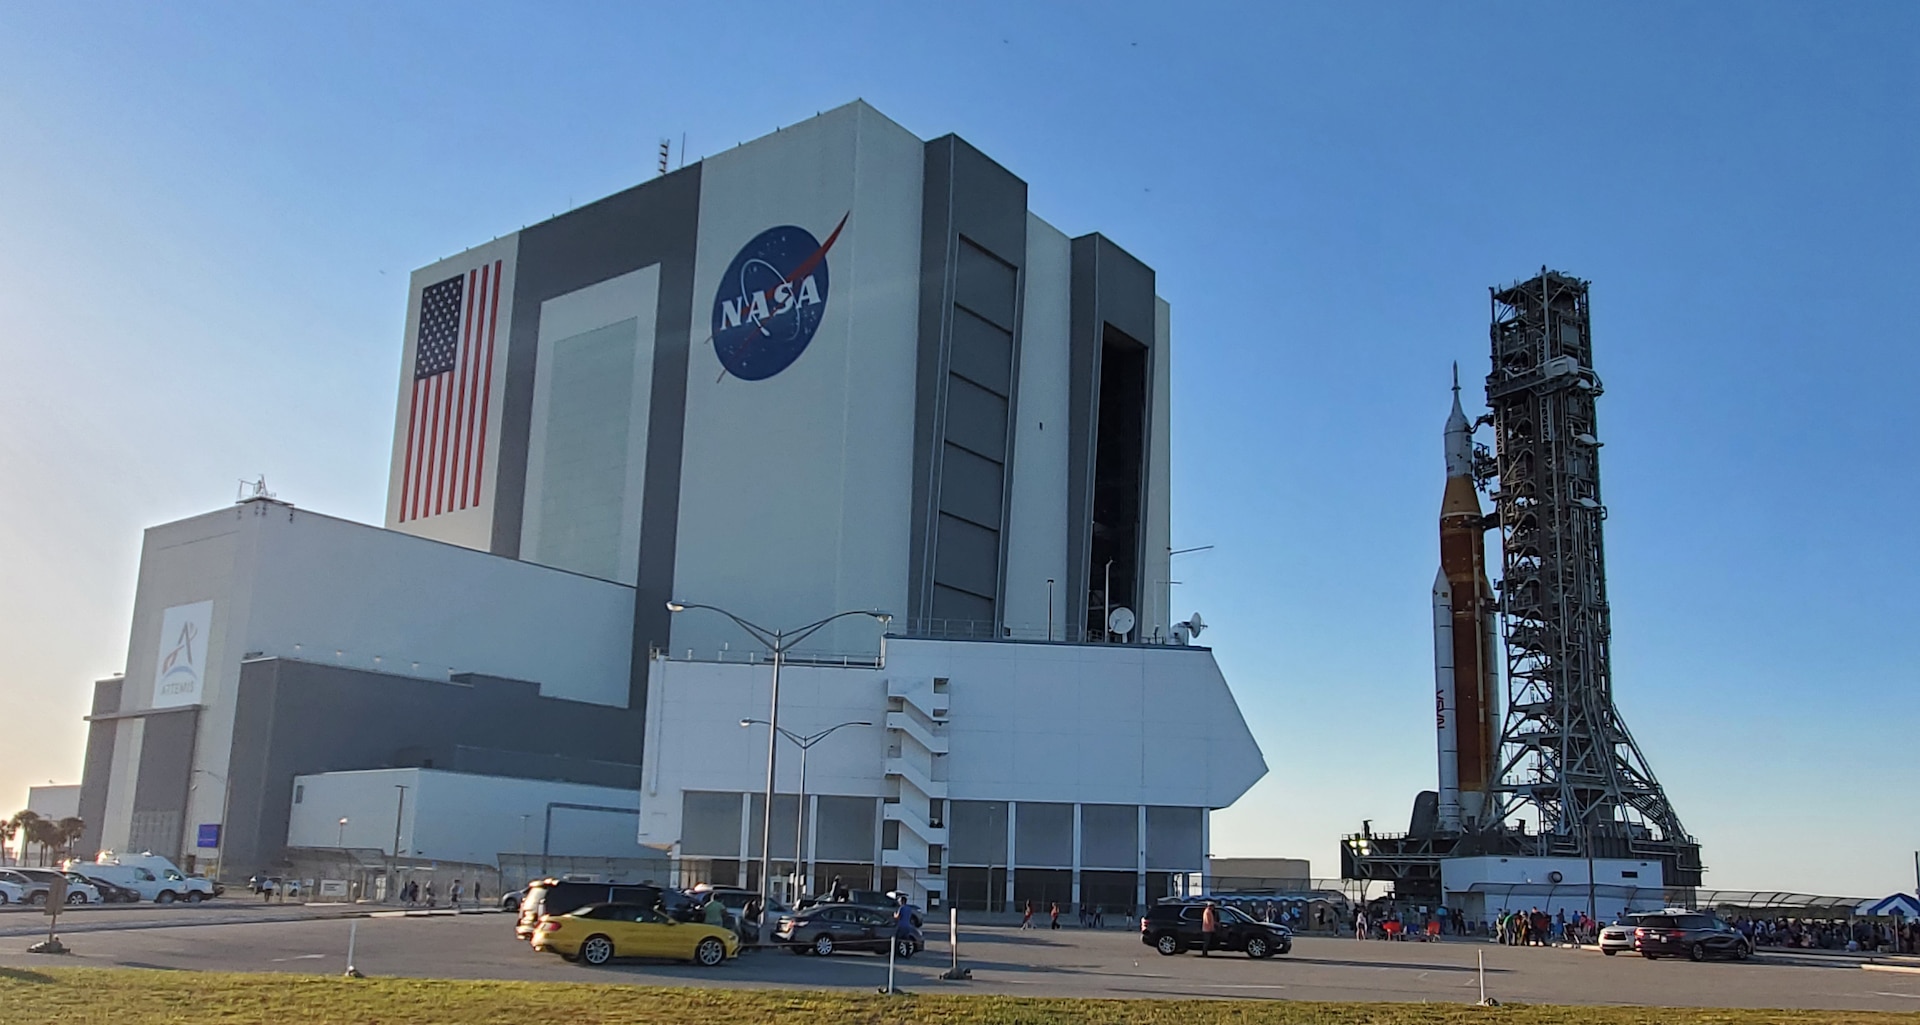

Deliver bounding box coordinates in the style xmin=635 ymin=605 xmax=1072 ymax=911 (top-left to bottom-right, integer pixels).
xmin=1483 ymin=270 xmax=1700 ymax=885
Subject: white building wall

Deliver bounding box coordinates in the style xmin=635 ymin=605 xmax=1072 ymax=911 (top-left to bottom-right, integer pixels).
xmin=1441 ymin=855 xmax=1667 ymax=925
xmin=287 ymin=768 xmax=643 ymax=866
xmin=637 ymin=638 xmax=1266 ymax=850
xmin=385 ymin=235 xmax=521 ymax=550
xmin=1003 ymin=214 xmax=1073 ymax=637
xmin=670 ymin=101 xmax=925 ymax=660
xmin=109 ymin=503 xmax=637 ymax=855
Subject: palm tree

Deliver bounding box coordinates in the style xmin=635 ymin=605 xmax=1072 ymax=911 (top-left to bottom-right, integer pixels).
xmin=26 ymin=818 xmax=59 ymax=867
xmin=0 ymin=816 xmax=16 ymax=866
xmin=7 ymin=811 xmax=41 ymax=866
xmin=55 ymin=818 xmax=85 ymax=864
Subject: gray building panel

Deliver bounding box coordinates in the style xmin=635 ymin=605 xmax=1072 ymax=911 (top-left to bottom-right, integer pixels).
xmin=1079 ymin=803 xmax=1139 ymax=870
xmin=128 ymin=708 xmax=198 ymax=858
xmin=1067 ymin=234 xmax=1157 ymax=639
xmin=908 ymin=136 xmax=1029 ymax=631
xmin=946 ymin=799 xmax=1008 ymax=865
xmin=813 ymin=795 xmax=878 ymax=864
xmin=681 ymin=791 xmax=743 ymax=857
xmin=1013 ymin=801 xmax=1074 ymax=868
xmin=1144 ymin=805 xmax=1203 ymax=870
xmin=221 ymin=657 xmax=643 ymax=879
xmin=75 ymin=677 xmax=124 ymax=859
xmin=487 ymin=163 xmax=703 ymax=707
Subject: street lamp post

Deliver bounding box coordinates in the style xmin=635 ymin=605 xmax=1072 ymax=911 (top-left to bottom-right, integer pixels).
xmin=389 ymin=785 xmax=408 ymax=903
xmin=338 ymin=817 xmax=349 ymax=848
xmin=740 ymin=718 xmax=872 ymax=900
xmin=667 ymin=601 xmax=890 ymax=945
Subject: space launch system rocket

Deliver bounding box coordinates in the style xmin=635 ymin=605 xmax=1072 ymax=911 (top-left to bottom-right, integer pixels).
xmin=1433 ymin=369 xmax=1500 ymax=833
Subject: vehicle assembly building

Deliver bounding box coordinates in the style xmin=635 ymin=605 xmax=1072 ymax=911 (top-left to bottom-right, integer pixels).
xmin=74 ymin=101 xmax=1267 ymax=911
xmin=1345 ymin=270 xmax=1701 ymax=922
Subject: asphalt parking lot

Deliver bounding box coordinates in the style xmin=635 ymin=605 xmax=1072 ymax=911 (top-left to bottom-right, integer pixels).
xmin=0 ymin=908 xmax=1916 ymax=1012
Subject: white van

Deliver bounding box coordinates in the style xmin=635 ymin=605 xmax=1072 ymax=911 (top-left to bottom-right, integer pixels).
xmin=72 ymin=853 xmax=217 ymax=904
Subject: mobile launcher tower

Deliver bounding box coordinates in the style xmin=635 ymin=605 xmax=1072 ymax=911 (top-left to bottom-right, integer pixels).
xmin=1343 ymin=270 xmax=1703 ymax=906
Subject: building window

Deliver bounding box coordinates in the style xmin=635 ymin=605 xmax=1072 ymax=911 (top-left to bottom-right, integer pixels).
xmin=293 ymin=785 xmax=304 ymax=804
xmin=1620 ymin=870 xmax=1638 ymax=879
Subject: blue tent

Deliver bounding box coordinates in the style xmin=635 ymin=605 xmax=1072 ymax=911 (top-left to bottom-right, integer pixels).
xmin=1857 ymin=893 xmax=1920 ymax=918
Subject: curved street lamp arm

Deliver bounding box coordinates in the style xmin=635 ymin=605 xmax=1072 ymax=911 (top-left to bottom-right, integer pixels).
xmin=777 ymin=609 xmax=893 ymax=653
xmin=741 ymin=718 xmax=804 ymax=745
xmin=798 ymin=720 xmax=874 ymax=747
xmin=666 ymin=601 xmax=781 ymax=650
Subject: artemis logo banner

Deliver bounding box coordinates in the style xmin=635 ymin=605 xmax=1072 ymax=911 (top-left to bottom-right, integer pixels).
xmin=152 ymin=600 xmax=214 ymax=709
xmin=711 ymin=213 xmax=848 ymax=381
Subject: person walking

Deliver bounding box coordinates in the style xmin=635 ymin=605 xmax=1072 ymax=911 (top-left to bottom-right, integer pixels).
xmin=1354 ymin=908 xmax=1368 ymax=940
xmin=1201 ymin=901 xmax=1219 ymax=956
xmin=1022 ymin=900 xmax=1034 ymax=929
xmin=425 ymin=881 xmax=436 ymax=909
xmin=1092 ymin=904 xmax=1105 ymax=929
xmin=451 ymin=879 xmax=463 ymax=908
xmin=1050 ymin=902 xmax=1061 ymax=930
xmin=259 ymin=877 xmax=274 ymax=904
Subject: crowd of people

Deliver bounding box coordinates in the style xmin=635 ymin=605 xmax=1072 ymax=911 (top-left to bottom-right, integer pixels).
xmin=1738 ymin=916 xmax=1918 ymax=953
xmin=1347 ymin=904 xmax=1601 ymax=945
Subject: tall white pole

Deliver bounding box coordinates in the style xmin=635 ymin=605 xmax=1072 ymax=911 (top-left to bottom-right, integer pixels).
xmin=794 ymin=742 xmax=808 ymax=900
xmin=757 ymin=633 xmax=783 ymax=945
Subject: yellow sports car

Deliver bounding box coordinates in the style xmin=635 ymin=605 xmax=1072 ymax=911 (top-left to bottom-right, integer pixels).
xmin=532 ymin=902 xmax=739 ymax=967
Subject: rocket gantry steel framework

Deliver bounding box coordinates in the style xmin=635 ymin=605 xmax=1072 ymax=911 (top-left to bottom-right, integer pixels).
xmin=1480 ymin=270 xmax=1701 ymax=885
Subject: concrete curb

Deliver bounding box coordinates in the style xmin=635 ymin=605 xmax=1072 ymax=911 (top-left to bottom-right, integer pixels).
xmin=1862 ymin=962 xmax=1920 ymax=975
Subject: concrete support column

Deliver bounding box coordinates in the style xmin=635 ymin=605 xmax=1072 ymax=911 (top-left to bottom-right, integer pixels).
xmin=1136 ymin=804 xmax=1148 ymax=910
xmin=737 ymin=794 xmax=752 ymax=889
xmin=1004 ymin=801 xmax=1018 ymax=911
xmin=1200 ymin=809 xmax=1211 ymax=896
xmin=1070 ymin=803 xmax=1082 ymax=909
xmin=804 ymin=794 xmax=818 ymax=894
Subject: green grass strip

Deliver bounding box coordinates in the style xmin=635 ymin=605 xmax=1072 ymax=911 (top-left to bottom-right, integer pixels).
xmin=1 ymin=966 xmax=1916 ymax=1024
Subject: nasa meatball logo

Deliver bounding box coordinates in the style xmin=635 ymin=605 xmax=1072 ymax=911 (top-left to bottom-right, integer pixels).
xmin=710 ymin=213 xmax=848 ymax=381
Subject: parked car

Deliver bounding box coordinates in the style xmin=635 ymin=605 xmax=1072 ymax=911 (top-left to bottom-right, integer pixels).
xmin=1599 ymin=913 xmax=1650 ymax=955
xmin=500 ymin=888 xmax=525 ymax=910
xmin=515 ymin=878 xmax=695 ymax=940
xmin=796 ymin=890 xmax=923 ymax=929
xmin=12 ymin=869 xmax=99 ymax=905
xmin=0 ymin=877 xmax=24 ymax=906
xmin=75 ymin=855 xmax=217 ymax=904
xmin=1633 ymin=910 xmax=1751 ymax=962
xmin=531 ymin=902 xmax=738 ymax=967
xmin=0 ymin=870 xmax=50 ymax=906
xmin=775 ymin=903 xmax=923 ymax=957
xmin=76 ymin=874 xmax=143 ymax=904
xmin=1141 ymin=900 xmax=1293 ymax=958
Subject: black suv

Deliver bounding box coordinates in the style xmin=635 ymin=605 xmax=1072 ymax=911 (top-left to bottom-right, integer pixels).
xmin=1632 ymin=910 xmax=1751 ymax=961
xmin=1141 ymin=900 xmax=1293 ymax=958
xmin=515 ymin=879 xmax=696 ymax=940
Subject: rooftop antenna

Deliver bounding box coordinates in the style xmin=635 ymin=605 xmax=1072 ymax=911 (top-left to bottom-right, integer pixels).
xmin=679 ymin=132 xmax=687 ymax=169
xmin=237 ymin=475 xmax=276 ymax=503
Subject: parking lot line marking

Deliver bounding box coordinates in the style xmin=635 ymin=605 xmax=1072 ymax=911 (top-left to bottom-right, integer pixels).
xmin=268 ymin=954 xmax=326 ymax=962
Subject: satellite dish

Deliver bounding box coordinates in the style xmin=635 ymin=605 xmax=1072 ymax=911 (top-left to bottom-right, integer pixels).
xmin=1183 ymin=612 xmax=1206 ymax=639
xmin=1107 ymin=607 xmax=1135 ymax=637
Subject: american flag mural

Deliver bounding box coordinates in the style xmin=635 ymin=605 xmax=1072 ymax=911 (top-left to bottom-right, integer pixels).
xmin=399 ymin=261 xmax=502 ymax=521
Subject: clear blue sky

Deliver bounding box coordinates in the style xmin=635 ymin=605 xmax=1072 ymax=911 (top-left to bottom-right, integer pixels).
xmin=2 ymin=3 xmax=1914 ymax=896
